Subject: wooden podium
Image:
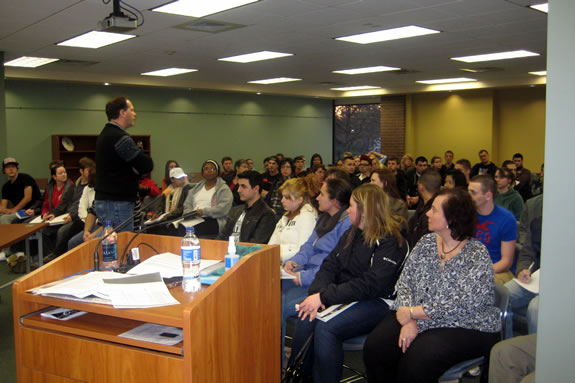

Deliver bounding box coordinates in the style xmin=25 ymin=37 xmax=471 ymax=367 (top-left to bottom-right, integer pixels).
xmin=12 ymin=233 xmax=281 ymax=382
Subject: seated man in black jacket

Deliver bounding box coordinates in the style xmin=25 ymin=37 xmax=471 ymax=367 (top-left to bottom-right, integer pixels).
xmin=217 ymin=170 xmax=276 ymax=244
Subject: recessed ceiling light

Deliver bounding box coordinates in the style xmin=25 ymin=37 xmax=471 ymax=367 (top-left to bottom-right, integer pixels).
xmin=529 ymin=71 xmax=547 ymax=76
xmin=4 ymin=56 xmax=60 ymax=68
xmin=530 ymin=3 xmax=548 ymax=13
xmin=248 ymin=77 xmax=301 ymax=84
xmin=141 ymin=68 xmax=198 ymax=77
xmin=416 ymin=77 xmax=476 ymax=85
xmin=57 ymin=31 xmax=136 ymax=49
xmin=335 ymin=25 xmax=440 ymax=45
xmin=104 ymin=82 xmax=110 ymax=86
xmin=330 ymin=86 xmax=381 ymax=91
xmin=332 ymin=66 xmax=400 ymax=75
xmin=451 ymin=50 xmax=539 ymax=63
xmin=153 ymin=0 xmax=259 ymax=18
xmin=219 ymin=51 xmax=293 ymax=63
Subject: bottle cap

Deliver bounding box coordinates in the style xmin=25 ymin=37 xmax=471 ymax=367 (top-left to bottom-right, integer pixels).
xmin=186 ymin=226 xmax=195 ymax=233
xmin=228 ymin=236 xmax=236 ymax=255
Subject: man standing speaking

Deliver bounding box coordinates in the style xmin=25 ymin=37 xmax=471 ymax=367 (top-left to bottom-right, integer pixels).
xmin=95 ymin=97 xmax=153 ymax=232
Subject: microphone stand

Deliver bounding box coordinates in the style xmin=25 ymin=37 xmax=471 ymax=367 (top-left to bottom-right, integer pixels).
xmin=118 ymin=210 xmax=198 ymax=272
xmin=92 ymin=194 xmax=164 ymax=271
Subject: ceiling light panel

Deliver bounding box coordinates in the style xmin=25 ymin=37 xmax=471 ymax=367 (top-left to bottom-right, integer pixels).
xmin=4 ymin=56 xmax=59 ymax=68
xmin=332 ymin=66 xmax=400 ymax=75
xmin=248 ymin=77 xmax=301 ymax=84
xmin=57 ymin=31 xmax=136 ymax=49
xmin=451 ymin=50 xmax=539 ymax=63
xmin=416 ymin=77 xmax=476 ymax=84
xmin=153 ymin=0 xmax=259 ymax=18
xmin=530 ymin=3 xmax=548 ymax=13
xmin=219 ymin=51 xmax=293 ymax=63
xmin=529 ymin=71 xmax=547 ymax=76
xmin=141 ymin=68 xmax=198 ymax=77
xmin=335 ymin=25 xmax=440 ymax=45
xmin=330 ymin=86 xmax=381 ymax=91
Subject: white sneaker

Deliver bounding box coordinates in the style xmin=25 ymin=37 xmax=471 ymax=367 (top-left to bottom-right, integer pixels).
xmin=0 ymin=251 xmax=6 ymax=262
xmin=14 ymin=251 xmax=25 ymax=258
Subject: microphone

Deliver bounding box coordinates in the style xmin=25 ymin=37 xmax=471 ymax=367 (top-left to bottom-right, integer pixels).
xmin=117 ymin=210 xmax=198 ymax=272
xmin=92 ymin=194 xmax=164 ymax=270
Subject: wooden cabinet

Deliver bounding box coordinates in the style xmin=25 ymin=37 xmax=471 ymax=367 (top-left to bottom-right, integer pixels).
xmin=51 ymin=134 xmax=151 ymax=181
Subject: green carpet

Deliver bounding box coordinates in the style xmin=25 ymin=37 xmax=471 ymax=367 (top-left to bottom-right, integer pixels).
xmin=0 ymin=263 xmax=17 ymax=383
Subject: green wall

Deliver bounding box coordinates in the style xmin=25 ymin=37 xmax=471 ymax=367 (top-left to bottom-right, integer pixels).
xmin=4 ymin=80 xmax=333 ymax=184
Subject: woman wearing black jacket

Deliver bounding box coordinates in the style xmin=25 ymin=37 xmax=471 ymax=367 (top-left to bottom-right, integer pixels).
xmin=288 ymin=183 xmax=408 ymax=383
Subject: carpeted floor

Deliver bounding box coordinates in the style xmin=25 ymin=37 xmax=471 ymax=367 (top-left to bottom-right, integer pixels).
xmin=0 ymin=262 xmax=19 ymax=383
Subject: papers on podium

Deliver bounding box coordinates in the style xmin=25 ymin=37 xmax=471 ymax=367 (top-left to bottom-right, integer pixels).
xmin=119 ymin=323 xmax=183 ymax=346
xmin=28 ymin=271 xmax=180 ymax=309
xmin=129 ymin=252 xmax=220 ymax=279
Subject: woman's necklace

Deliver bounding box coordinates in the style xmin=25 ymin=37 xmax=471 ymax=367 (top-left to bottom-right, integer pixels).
xmin=440 ymin=240 xmax=462 ymax=260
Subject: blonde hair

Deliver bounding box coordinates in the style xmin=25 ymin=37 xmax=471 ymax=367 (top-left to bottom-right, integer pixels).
xmin=401 ymin=154 xmax=414 ymax=171
xmin=348 ymin=183 xmax=405 ymax=248
xmin=277 ymin=177 xmax=316 ymax=216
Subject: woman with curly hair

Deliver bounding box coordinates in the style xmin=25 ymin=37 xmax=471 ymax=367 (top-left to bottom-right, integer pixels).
xmin=364 ymin=188 xmax=501 ymax=383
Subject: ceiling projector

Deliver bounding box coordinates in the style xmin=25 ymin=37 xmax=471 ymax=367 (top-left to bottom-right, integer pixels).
xmin=98 ymin=14 xmax=137 ymax=33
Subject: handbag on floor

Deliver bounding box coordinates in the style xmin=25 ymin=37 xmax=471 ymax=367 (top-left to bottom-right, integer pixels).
xmin=282 ymin=333 xmax=314 ymax=383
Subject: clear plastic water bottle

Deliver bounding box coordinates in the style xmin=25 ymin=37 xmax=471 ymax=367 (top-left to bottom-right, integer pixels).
xmin=102 ymin=221 xmax=118 ymax=270
xmin=181 ymin=226 xmax=201 ymax=292
xmin=225 ymin=235 xmax=239 ymax=271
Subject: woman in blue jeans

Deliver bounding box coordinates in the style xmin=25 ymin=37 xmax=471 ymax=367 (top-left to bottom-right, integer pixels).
xmin=281 ymin=178 xmax=352 ymax=359
xmin=288 ymin=183 xmax=408 ymax=383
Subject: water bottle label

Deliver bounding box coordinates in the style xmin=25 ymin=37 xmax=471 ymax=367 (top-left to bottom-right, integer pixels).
xmin=102 ymin=243 xmax=117 ymax=262
xmin=182 ymin=246 xmax=200 ymax=262
xmin=225 ymin=255 xmax=239 ymax=269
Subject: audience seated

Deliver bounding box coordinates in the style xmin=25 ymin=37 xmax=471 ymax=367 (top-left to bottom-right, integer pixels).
xmin=443 ymin=169 xmax=468 ymax=190
xmin=494 ymin=167 xmax=525 ymax=220
xmin=138 ymin=172 xmax=161 ymax=203
xmin=406 ymin=156 xmax=428 ymax=208
xmin=261 ymin=156 xmax=281 ymax=200
xmin=269 ymin=177 xmax=318 ymax=261
xmin=267 ymin=158 xmax=295 ymax=216
xmin=288 ymin=184 xmax=407 ymax=383
xmin=220 ymin=156 xmax=235 ymax=187
xmin=342 ymin=156 xmax=361 ymax=188
xmin=489 ymin=333 xmax=536 ymax=383
xmin=280 ymin=178 xmax=352 ymax=360
xmin=310 ymin=153 xmax=323 ymax=169
xmin=469 ymin=175 xmax=517 ymax=284
xmin=37 ymin=163 xmax=75 ymax=256
xmin=455 ymin=158 xmax=472 ymax=186
xmin=294 ymin=155 xmax=307 ymax=177
xmin=161 ymin=160 xmax=179 ymax=192
xmin=513 ymin=153 xmax=532 ymax=202
xmin=440 ymin=150 xmax=455 ymax=178
xmin=386 ymin=156 xmax=408 ymax=201
xmin=309 ymin=164 xmax=326 ymax=187
xmin=401 ymin=154 xmax=414 ymax=173
xmin=47 ymin=158 xmax=96 ymax=259
xmin=430 ymin=156 xmax=442 ymax=172
xmin=504 ymin=193 xmax=542 ymax=337
xmin=180 ymin=160 xmax=233 ymax=238
xmin=364 ymin=188 xmax=501 ymax=383
xmin=230 ymin=159 xmax=249 ymax=206
xmin=0 ymin=157 xmax=42 ymax=225
xmin=470 ymin=149 xmax=497 ymax=177
xmin=325 ymin=167 xmax=350 ymax=183
xmin=407 ymin=169 xmax=442 ymax=248
xmin=217 ymin=170 xmax=276 ymax=243
xmin=370 ymin=167 xmax=409 ymax=221
xmin=357 ymin=154 xmax=372 ymax=185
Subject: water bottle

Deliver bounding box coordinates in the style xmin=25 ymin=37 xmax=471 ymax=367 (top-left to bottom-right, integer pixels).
xmin=181 ymin=227 xmax=201 ymax=292
xmin=102 ymin=221 xmax=118 ymax=270
xmin=225 ymin=235 xmax=239 ymax=271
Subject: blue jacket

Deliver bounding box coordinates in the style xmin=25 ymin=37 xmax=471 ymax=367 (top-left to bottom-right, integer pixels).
xmin=287 ymin=212 xmax=351 ymax=287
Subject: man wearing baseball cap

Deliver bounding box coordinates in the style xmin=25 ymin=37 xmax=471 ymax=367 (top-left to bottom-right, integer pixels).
xmin=1 ymin=157 xmax=42 ymax=224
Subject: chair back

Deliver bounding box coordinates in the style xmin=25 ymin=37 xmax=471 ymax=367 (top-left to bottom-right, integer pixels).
xmin=494 ymin=283 xmax=510 ymax=339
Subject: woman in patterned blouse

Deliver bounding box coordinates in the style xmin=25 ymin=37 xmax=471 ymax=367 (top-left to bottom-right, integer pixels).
xmin=363 ymin=188 xmax=501 ymax=383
